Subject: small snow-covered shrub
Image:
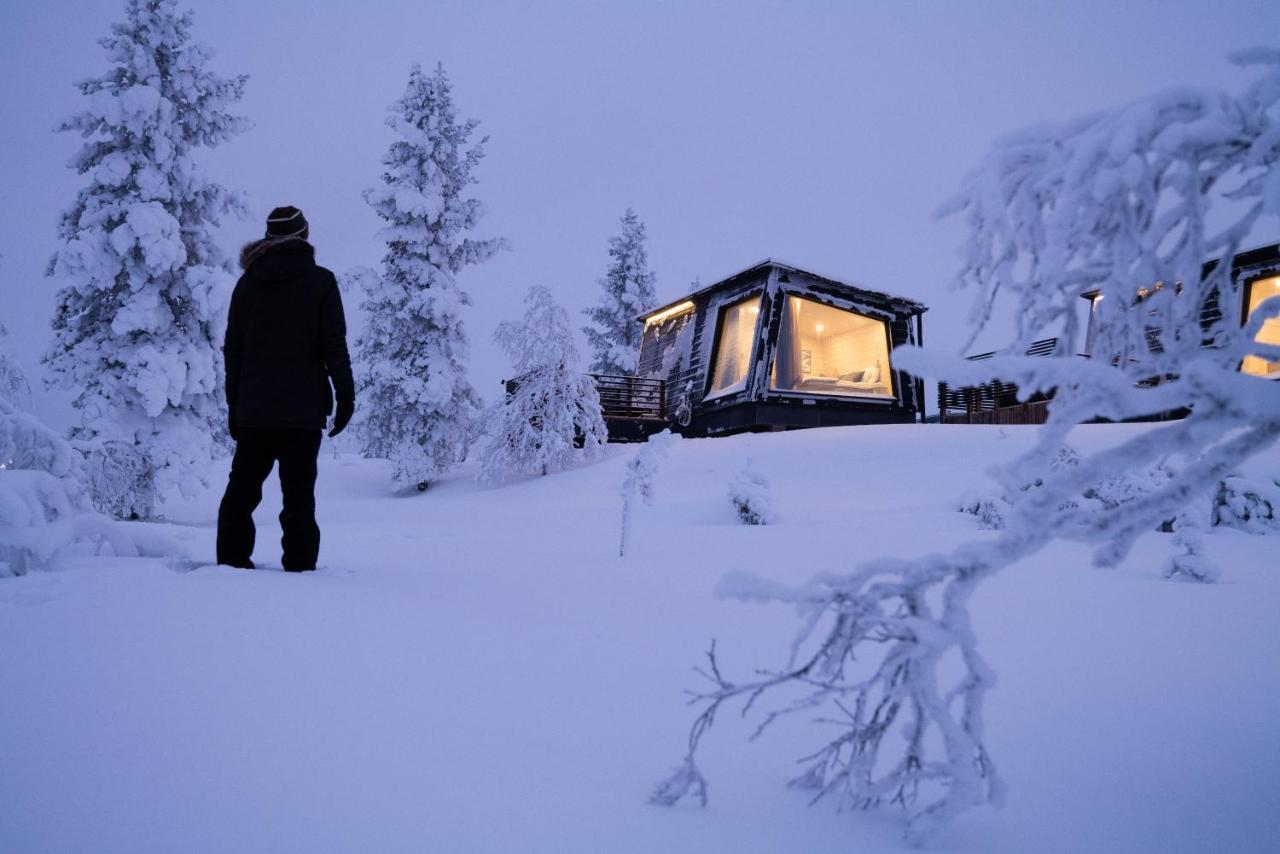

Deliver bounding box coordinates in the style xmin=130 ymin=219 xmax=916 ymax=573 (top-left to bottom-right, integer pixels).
xmin=1 ymin=398 xmax=84 ymax=576
xmin=1084 ymin=461 xmax=1176 ymax=511
xmin=76 ymin=439 xmax=154 ymax=520
xmin=1163 ymin=510 xmax=1221 ymax=583
xmin=0 ymin=470 xmax=78 ymax=577
xmin=619 ymin=431 xmax=675 ymax=557
xmin=957 ymin=490 xmax=1011 ymax=529
xmin=729 ymin=460 xmax=775 ymax=525
xmin=1212 ymin=475 xmax=1280 ymax=534
xmin=0 ymin=398 xmax=180 ymax=576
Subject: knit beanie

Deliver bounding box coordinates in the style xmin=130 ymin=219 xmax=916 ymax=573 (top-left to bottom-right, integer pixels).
xmin=265 ymin=205 xmax=309 ymax=239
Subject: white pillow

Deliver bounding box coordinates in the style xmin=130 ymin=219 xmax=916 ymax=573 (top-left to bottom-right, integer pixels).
xmin=862 ymin=363 xmax=880 ymax=383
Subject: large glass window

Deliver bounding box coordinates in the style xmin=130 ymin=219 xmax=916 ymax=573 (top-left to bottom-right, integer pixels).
xmin=1242 ymin=276 xmax=1280 ymax=378
xmin=770 ymin=295 xmax=893 ymax=398
xmin=705 ymin=295 xmax=761 ymax=399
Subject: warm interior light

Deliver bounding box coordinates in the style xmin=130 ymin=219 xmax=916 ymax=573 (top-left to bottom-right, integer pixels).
xmin=1242 ymin=276 xmax=1280 ymax=378
xmin=770 ymin=295 xmax=893 ymax=399
xmin=643 ymin=301 xmax=695 ymax=326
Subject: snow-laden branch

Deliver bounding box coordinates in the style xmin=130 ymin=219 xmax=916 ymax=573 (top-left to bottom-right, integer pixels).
xmin=655 ymin=50 xmax=1280 ymax=842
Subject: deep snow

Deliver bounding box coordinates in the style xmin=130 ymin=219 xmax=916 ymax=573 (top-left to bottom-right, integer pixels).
xmin=2 ymin=424 xmax=1278 ymax=853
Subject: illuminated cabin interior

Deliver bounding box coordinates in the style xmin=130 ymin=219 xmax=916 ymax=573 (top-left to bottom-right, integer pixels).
xmin=1242 ymin=273 xmax=1280 ymax=378
xmin=631 ymin=259 xmax=926 ymax=437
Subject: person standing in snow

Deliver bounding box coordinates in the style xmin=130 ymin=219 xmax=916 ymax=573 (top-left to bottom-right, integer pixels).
xmin=216 ymin=206 xmax=355 ymax=571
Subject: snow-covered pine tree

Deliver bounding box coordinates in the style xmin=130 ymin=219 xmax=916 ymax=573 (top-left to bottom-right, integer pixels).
xmin=480 ymin=285 xmax=607 ymax=481
xmin=358 ymin=63 xmax=503 ymax=491
xmin=583 ymin=208 xmax=657 ymax=375
xmin=654 ymin=50 xmax=1280 ymax=841
xmin=44 ymin=0 xmax=248 ymax=519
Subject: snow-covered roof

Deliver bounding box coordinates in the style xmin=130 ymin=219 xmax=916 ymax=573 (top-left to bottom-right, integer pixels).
xmin=641 ymin=258 xmax=929 ymax=321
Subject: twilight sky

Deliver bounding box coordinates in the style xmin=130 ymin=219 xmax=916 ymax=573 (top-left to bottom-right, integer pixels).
xmin=1 ymin=0 xmax=1276 ymax=425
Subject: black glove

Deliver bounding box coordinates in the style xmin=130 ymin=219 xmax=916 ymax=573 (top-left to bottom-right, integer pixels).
xmin=228 ymin=408 xmax=239 ymax=443
xmin=329 ymin=400 xmax=354 ymax=438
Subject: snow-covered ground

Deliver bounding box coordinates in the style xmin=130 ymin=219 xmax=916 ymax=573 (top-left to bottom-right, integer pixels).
xmin=2 ymin=424 xmax=1277 ymax=853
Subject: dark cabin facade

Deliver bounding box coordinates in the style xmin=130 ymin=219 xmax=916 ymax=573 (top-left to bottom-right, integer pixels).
xmin=937 ymin=242 xmax=1280 ymax=424
xmin=610 ymin=260 xmax=927 ymax=438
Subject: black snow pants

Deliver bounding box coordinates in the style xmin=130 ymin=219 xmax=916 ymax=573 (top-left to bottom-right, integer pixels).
xmin=216 ymin=428 xmax=323 ymax=571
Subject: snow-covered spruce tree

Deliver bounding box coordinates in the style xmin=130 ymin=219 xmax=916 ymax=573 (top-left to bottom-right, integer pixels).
xmin=358 ymin=63 xmax=503 ymax=491
xmin=619 ymin=430 xmax=675 ymax=557
xmin=583 ymin=208 xmax=657 ymax=375
xmin=45 ymin=0 xmax=248 ymax=519
xmin=480 ymin=285 xmax=607 ymax=481
xmin=653 ymin=51 xmax=1280 ymax=840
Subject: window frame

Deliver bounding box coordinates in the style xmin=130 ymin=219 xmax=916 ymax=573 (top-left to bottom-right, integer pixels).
xmin=702 ymin=292 xmax=765 ymax=403
xmin=766 ymin=292 xmax=897 ymax=403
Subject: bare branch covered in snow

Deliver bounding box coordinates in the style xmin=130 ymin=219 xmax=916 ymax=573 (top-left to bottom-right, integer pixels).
xmin=657 ymin=51 xmax=1280 ymax=840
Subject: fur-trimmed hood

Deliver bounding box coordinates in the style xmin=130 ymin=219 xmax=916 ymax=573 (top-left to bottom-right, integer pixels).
xmin=239 ymin=236 xmax=314 ymax=272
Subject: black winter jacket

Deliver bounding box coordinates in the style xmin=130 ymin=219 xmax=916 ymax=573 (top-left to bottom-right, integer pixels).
xmin=224 ymin=238 xmax=355 ymax=430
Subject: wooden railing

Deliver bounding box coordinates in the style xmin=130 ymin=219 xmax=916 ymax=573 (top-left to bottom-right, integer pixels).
xmin=590 ymin=374 xmax=667 ymax=422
